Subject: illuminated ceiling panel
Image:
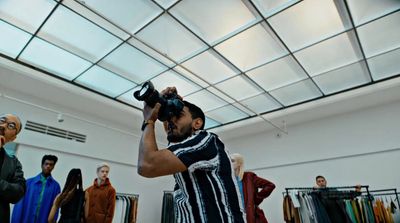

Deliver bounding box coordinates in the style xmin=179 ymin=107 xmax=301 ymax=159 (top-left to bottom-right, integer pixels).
xmin=1 ymin=0 xmax=398 ymax=129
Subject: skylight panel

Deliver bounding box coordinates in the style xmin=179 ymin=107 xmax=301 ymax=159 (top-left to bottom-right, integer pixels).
xmin=99 ymin=43 xmax=167 ymax=84
xmin=38 ymin=5 xmax=123 ymax=62
xmin=0 ymin=20 xmax=31 ymax=58
xmin=268 ymin=0 xmax=351 ymax=51
xmin=215 ymin=22 xmax=288 ymax=71
xmin=313 ymin=61 xmax=370 ymax=94
xmin=269 ymin=79 xmax=322 ymax=106
xmin=19 ymin=38 xmax=92 ymax=81
xmin=136 ymin=14 xmax=207 ymax=63
xmin=205 ymin=104 xmax=248 ymax=124
xmin=181 ymin=50 xmax=239 ymax=84
xmin=170 ymin=0 xmax=261 ymax=44
xmin=75 ymin=65 xmax=136 ymax=98
xmin=247 ymin=55 xmax=307 ymax=91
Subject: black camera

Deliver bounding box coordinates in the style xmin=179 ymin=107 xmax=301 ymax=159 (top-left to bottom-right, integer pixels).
xmin=133 ymin=81 xmax=184 ymax=121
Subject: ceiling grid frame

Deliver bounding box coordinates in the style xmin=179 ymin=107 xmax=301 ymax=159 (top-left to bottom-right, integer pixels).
xmin=340 ymin=0 xmax=373 ymax=82
xmin=0 ymin=0 xmax=399 ymax=130
xmin=15 ymin=0 xmax=63 ymax=60
xmin=157 ymin=0 xmax=291 ymax=132
xmin=248 ymin=0 xmax=325 ymax=97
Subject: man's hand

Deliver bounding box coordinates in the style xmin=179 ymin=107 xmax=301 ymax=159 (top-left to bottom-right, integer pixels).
xmin=160 ymin=86 xmax=183 ymax=100
xmin=159 ymin=86 xmax=182 ymax=130
xmin=0 ymin=136 xmax=5 ymax=148
xmin=143 ymin=102 xmax=161 ymax=122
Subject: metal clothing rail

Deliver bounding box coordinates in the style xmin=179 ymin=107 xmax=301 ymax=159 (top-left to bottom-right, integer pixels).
xmin=362 ymin=188 xmax=400 ymax=208
xmin=284 ymin=185 xmax=371 ymax=201
xmin=116 ymin=192 xmax=139 ymax=198
xmin=285 ymin=185 xmax=369 ymax=194
xmin=285 ymin=185 xmax=369 ymax=190
xmin=366 ymin=188 xmax=398 ymax=194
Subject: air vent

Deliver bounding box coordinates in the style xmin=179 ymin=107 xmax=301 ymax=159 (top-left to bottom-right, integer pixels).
xmin=25 ymin=121 xmax=86 ymax=143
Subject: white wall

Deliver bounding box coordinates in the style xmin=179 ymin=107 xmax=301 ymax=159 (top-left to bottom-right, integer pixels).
xmin=1 ymin=90 xmax=175 ymax=223
xmin=224 ymin=100 xmax=400 ymax=223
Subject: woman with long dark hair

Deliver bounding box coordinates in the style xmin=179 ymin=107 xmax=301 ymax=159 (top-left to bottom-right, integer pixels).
xmin=48 ymin=168 xmax=86 ymax=223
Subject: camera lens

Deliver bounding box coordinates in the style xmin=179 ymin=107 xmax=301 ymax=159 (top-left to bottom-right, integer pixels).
xmin=133 ymin=81 xmax=184 ymax=121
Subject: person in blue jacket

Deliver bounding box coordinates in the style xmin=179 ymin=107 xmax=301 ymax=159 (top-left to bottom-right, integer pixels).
xmin=12 ymin=155 xmax=61 ymax=223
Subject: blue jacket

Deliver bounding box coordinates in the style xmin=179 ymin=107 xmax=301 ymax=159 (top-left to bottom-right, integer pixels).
xmin=11 ymin=173 xmax=61 ymax=223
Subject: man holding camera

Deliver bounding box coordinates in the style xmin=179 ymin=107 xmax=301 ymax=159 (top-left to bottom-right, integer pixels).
xmin=137 ymin=86 xmax=245 ymax=222
xmin=0 ymin=114 xmax=26 ymax=222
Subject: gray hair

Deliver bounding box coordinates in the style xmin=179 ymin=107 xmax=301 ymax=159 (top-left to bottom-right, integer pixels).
xmin=0 ymin=114 xmax=23 ymax=133
xmin=96 ymin=162 xmax=110 ymax=173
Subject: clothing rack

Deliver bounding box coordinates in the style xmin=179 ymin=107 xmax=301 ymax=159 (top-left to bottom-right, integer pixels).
xmin=116 ymin=192 xmax=139 ymax=198
xmin=283 ymin=185 xmax=376 ymax=223
xmin=114 ymin=193 xmax=139 ymax=223
xmin=362 ymin=188 xmax=400 ymax=208
xmin=285 ymin=185 xmax=370 ymax=195
xmin=284 ymin=185 xmax=371 ymax=201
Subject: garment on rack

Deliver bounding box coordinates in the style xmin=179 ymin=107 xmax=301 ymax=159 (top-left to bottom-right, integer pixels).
xmin=129 ymin=197 xmax=138 ymax=223
xmin=283 ymin=188 xmax=378 ymax=223
xmin=372 ymin=196 xmax=400 ymax=223
xmin=112 ymin=194 xmax=139 ymax=223
xmin=283 ymin=195 xmax=301 ymax=223
xmin=310 ymin=192 xmax=331 ymax=223
xmin=345 ymin=200 xmax=357 ymax=223
xmin=318 ymin=192 xmax=352 ymax=223
xmin=364 ymin=198 xmax=376 ymax=223
xmin=161 ymin=192 xmax=175 ymax=223
xmin=297 ymin=193 xmax=312 ymax=223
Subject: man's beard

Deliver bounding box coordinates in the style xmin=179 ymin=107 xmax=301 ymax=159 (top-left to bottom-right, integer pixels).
xmin=167 ymin=123 xmax=193 ymax=143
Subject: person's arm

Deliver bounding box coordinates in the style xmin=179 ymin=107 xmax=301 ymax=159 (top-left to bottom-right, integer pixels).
xmin=137 ymin=103 xmax=186 ymax=178
xmin=104 ymin=187 xmax=116 ymax=223
xmin=253 ymin=174 xmax=276 ymax=206
xmin=48 ymin=194 xmax=61 ymax=223
xmin=0 ymin=136 xmax=5 ymax=148
xmin=84 ymin=191 xmax=90 ymax=220
xmin=53 ymin=183 xmax=61 ymax=221
xmin=0 ymin=158 xmax=26 ymax=203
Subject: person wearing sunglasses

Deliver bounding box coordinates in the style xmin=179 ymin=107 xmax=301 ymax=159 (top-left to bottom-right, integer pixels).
xmin=0 ymin=114 xmax=25 ymax=222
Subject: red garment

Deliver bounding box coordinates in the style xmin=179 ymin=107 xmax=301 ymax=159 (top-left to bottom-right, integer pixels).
xmin=85 ymin=178 xmax=116 ymax=223
xmin=242 ymin=172 xmax=275 ymax=223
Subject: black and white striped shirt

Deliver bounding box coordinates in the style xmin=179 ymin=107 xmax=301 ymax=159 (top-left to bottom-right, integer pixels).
xmin=168 ymin=131 xmax=246 ymax=223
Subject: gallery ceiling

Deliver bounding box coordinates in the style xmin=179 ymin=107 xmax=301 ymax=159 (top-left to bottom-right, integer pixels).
xmin=0 ymin=0 xmax=399 ymax=130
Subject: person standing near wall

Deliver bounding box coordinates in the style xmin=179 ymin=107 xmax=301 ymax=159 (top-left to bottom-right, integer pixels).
xmin=230 ymin=153 xmax=276 ymax=223
xmin=315 ymin=175 xmax=362 ymax=192
xmin=12 ymin=155 xmax=61 ymax=223
xmin=315 ymin=175 xmax=328 ymax=188
xmin=85 ymin=163 xmax=116 ymax=223
xmin=48 ymin=168 xmax=86 ymax=223
xmin=0 ymin=114 xmax=26 ymax=222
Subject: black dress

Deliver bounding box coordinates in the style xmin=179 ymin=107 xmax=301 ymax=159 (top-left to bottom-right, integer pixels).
xmin=59 ymin=190 xmax=85 ymax=223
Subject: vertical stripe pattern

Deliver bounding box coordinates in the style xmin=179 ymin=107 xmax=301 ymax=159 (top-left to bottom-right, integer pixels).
xmin=168 ymin=131 xmax=245 ymax=223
